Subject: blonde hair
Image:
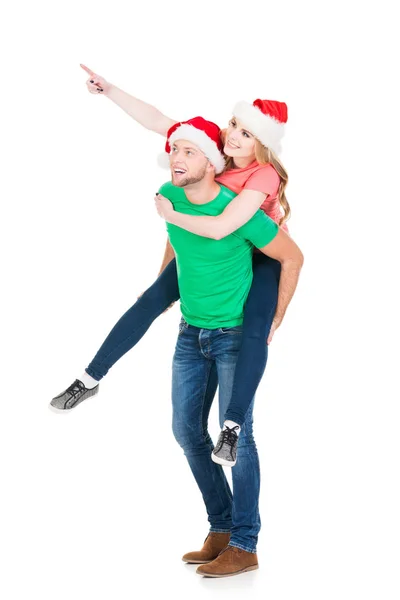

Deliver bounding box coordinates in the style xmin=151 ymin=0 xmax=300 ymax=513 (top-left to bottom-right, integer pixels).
xmin=220 ymin=129 xmax=291 ymax=228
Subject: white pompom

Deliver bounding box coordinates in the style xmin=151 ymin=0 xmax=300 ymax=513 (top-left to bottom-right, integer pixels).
xmin=157 ymin=152 xmax=171 ymax=169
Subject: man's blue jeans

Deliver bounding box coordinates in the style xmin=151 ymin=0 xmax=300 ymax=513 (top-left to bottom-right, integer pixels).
xmin=172 ymin=318 xmax=261 ymax=554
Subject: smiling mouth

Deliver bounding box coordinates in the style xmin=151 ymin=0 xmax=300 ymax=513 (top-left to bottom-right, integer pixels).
xmin=227 ymin=140 xmax=239 ymax=149
xmin=173 ymin=168 xmax=187 ymax=175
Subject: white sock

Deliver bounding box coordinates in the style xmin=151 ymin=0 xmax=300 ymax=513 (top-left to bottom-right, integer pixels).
xmin=79 ymin=371 xmax=99 ymax=389
xmin=223 ymin=420 xmax=241 ymax=434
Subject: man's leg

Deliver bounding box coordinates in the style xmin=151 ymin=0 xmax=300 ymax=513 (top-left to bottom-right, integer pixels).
xmin=214 ymin=328 xmax=261 ymax=554
xmin=172 ymin=320 xmax=232 ymax=532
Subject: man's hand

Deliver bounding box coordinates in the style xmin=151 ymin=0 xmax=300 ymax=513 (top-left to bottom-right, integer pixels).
xmin=163 ymin=301 xmax=176 ymax=314
xmin=267 ymin=316 xmax=282 ymax=345
xmin=259 ymin=229 xmax=304 ymax=343
xmin=155 ymin=193 xmax=174 ymax=220
xmin=80 ymin=63 xmax=111 ymax=95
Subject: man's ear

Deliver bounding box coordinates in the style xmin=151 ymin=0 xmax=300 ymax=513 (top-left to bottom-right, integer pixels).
xmin=206 ymin=161 xmax=216 ymax=174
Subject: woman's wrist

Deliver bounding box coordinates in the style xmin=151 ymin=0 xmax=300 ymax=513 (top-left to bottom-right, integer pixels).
xmin=104 ymin=83 xmax=117 ymax=98
xmin=165 ymin=210 xmax=178 ymax=224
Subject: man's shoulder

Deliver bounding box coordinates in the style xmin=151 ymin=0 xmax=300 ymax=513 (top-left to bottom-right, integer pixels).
xmin=158 ymin=181 xmax=177 ymax=197
xmin=159 ymin=182 xmax=237 ymax=203
xmin=218 ymin=183 xmax=237 ymax=200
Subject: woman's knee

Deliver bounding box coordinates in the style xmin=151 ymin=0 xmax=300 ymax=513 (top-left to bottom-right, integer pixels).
xmin=139 ymin=277 xmax=177 ymax=311
xmin=139 ymin=285 xmax=163 ymax=311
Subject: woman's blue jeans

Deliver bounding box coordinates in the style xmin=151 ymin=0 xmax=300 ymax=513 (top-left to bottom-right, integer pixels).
xmin=86 ymin=253 xmax=280 ymax=426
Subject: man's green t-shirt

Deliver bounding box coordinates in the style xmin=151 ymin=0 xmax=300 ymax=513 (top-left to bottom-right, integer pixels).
xmin=159 ymin=181 xmax=279 ymax=329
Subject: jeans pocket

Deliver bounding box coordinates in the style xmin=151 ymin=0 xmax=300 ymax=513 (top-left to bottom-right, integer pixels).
xmin=178 ymin=317 xmax=188 ymax=335
xmin=218 ymin=325 xmax=243 ymax=334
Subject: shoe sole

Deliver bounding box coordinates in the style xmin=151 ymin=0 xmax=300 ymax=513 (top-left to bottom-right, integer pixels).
xmin=48 ymin=399 xmax=89 ymax=412
xmin=211 ymin=452 xmax=236 ymax=467
xmin=197 ymin=564 xmax=259 ymax=577
xmin=48 ymin=403 xmax=74 ymax=414
xmin=182 ymin=558 xmax=213 ymax=564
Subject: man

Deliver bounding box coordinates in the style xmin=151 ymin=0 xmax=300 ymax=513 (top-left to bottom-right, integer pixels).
xmin=158 ymin=117 xmax=303 ymax=577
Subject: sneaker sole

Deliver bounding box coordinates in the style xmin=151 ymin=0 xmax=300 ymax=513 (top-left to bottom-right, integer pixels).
xmin=197 ymin=564 xmax=259 ymax=577
xmin=48 ymin=403 xmax=74 ymax=414
xmin=211 ymin=452 xmax=236 ymax=467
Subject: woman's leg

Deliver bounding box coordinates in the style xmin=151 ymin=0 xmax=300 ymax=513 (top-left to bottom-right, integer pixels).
xmin=86 ymin=259 xmax=180 ymax=381
xmin=223 ymin=254 xmax=281 ymax=426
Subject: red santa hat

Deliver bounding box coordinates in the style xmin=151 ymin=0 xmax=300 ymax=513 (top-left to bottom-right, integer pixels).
xmin=158 ymin=116 xmax=226 ymax=174
xmin=232 ymin=99 xmax=288 ymax=155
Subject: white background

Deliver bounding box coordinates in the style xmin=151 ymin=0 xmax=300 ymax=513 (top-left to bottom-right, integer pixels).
xmin=1 ymin=1 xmax=399 ymax=598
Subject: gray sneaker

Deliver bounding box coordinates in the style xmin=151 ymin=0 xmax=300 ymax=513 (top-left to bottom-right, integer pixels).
xmin=211 ymin=425 xmax=240 ymax=467
xmin=50 ymin=378 xmax=99 ymax=411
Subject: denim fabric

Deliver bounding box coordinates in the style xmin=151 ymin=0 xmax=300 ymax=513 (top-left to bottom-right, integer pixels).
xmin=172 ymin=320 xmax=260 ymax=553
xmin=224 ymin=253 xmax=281 ymax=425
xmin=86 ymin=255 xmax=279 ymax=425
xmin=86 ymin=259 xmax=179 ymax=380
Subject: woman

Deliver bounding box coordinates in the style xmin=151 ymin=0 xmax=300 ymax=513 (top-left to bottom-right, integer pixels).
xmin=51 ymin=64 xmax=291 ymax=468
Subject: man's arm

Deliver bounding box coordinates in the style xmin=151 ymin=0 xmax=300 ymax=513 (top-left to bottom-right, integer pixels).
xmin=258 ymin=228 xmax=304 ymax=330
xmin=158 ymin=237 xmax=175 ymax=276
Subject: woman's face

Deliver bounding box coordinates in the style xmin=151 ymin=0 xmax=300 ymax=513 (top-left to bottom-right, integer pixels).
xmin=224 ymin=117 xmax=256 ymax=161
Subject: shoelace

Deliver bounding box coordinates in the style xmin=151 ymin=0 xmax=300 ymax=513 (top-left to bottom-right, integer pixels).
xmin=218 ymin=425 xmax=239 ymax=450
xmin=66 ymin=379 xmax=86 ymax=399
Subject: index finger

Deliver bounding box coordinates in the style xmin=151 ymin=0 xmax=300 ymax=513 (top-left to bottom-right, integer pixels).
xmin=80 ymin=63 xmax=95 ymax=76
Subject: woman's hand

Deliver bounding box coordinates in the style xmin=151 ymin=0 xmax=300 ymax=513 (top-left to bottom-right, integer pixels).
xmin=155 ymin=193 xmax=174 ymax=220
xmin=80 ymin=63 xmax=111 ymax=95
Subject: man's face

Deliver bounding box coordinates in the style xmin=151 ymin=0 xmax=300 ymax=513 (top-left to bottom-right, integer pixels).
xmin=170 ymin=139 xmax=210 ymax=187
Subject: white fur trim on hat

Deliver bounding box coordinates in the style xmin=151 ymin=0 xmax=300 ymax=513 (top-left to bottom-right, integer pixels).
xmin=233 ymin=101 xmax=285 ymax=155
xmin=157 ymin=152 xmax=171 ymax=170
xmin=167 ymin=124 xmax=226 ymax=174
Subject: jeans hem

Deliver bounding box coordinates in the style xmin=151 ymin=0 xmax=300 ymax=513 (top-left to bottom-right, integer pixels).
xmin=85 ymin=368 xmax=102 ymax=382
xmin=209 ymin=528 xmax=231 ymax=533
xmin=223 ymin=411 xmax=245 ymax=427
xmin=228 ymin=541 xmax=257 ymax=554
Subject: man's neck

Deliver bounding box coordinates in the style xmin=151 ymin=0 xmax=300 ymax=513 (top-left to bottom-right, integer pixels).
xmin=184 ymin=179 xmax=221 ymax=205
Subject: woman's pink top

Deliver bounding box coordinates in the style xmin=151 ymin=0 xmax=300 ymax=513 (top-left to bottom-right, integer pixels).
xmin=216 ymin=161 xmax=289 ymax=234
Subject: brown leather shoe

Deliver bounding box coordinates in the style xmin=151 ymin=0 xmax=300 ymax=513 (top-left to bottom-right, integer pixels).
xmin=182 ymin=532 xmax=230 ymax=564
xmin=196 ymin=545 xmax=258 ymax=577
